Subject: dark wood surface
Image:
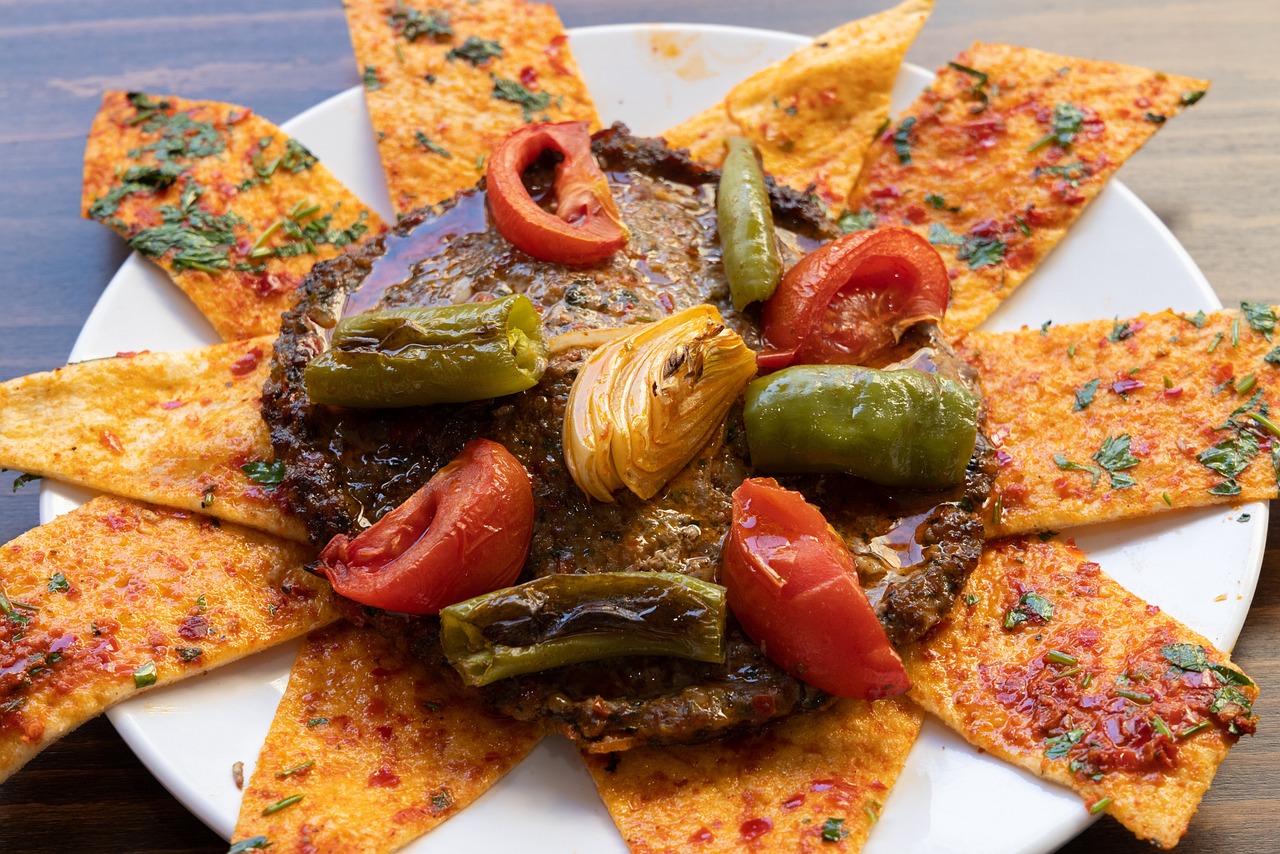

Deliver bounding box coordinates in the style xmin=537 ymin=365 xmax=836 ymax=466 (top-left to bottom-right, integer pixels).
xmin=0 ymin=1 xmax=1276 ymax=851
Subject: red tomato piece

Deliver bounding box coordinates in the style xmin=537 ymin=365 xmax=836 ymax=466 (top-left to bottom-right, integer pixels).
xmin=721 ymin=477 xmax=910 ymax=699
xmin=759 ymin=227 xmax=949 ymax=369
xmin=316 ymin=439 xmax=534 ymax=615
xmin=486 ymin=121 xmax=629 ymax=266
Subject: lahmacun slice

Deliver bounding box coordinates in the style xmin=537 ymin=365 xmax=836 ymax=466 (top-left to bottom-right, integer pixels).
xmin=0 ymin=337 xmax=305 ymax=542
xmin=900 ymin=537 xmax=1257 ymax=848
xmin=663 ymin=0 xmax=932 ymax=208
xmin=230 ymin=621 xmax=543 ymax=853
xmin=583 ymin=696 xmax=922 ymax=853
xmin=846 ymin=43 xmax=1209 ymax=332
xmin=0 ymin=495 xmax=332 ymax=784
xmin=82 ymin=91 xmax=385 ymax=340
xmin=344 ymin=0 xmax=599 ymax=215
xmin=959 ymin=307 xmax=1280 ymax=537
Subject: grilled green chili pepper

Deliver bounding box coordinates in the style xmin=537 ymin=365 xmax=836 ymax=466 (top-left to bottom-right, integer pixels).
xmin=439 ymin=571 xmax=727 ymax=686
xmin=718 ymin=136 xmax=782 ymax=311
xmin=745 ymin=365 xmax=979 ymax=488
xmin=305 ymin=294 xmax=547 ymax=407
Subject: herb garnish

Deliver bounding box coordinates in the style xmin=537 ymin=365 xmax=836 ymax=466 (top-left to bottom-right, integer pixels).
xmin=306 ymin=717 xmax=329 ymax=727
xmin=227 ymin=837 xmax=272 ymax=854
xmin=363 ymin=66 xmax=382 ymax=91
xmin=927 ymin=223 xmax=964 ymax=246
xmin=1089 ymin=797 xmax=1113 ymax=815
xmin=1091 ymin=434 xmax=1140 ymax=489
xmin=1073 ymin=378 xmax=1101 ymax=411
xmin=1107 ymin=319 xmax=1137 ymax=342
xmin=1032 ymin=161 xmax=1091 ymax=187
xmin=837 ymin=208 xmax=876 ymax=233
xmin=241 ymin=460 xmax=285 ymax=487
xmin=948 ymin=61 xmax=992 ymax=113
xmin=127 ymin=184 xmax=244 ymax=273
xmin=388 ymin=4 xmax=452 ymax=41
xmin=88 ymin=161 xmax=187 ymax=219
xmin=413 ymin=131 xmax=452 ymax=158
xmin=1241 ymin=301 xmax=1277 ymax=341
xmin=176 ymin=647 xmax=203 ymax=662
xmin=492 ymin=75 xmax=553 ymax=122
xmin=1197 ymin=431 xmax=1259 ymax=496
xmin=0 ymin=584 xmax=31 ymax=627
xmin=1003 ymin=592 xmax=1053 ymax=629
xmin=262 ymin=794 xmax=304 ymax=816
xmin=1210 ymin=685 xmax=1253 ymax=717
xmin=1144 ymin=112 xmax=1167 ymax=124
xmin=924 ymin=193 xmax=960 ymax=212
xmin=1180 ymin=90 xmax=1206 ymax=106
xmin=1054 ymin=453 xmax=1102 ymax=488
xmin=239 ymin=138 xmax=318 ymax=191
xmin=1180 ymin=310 xmax=1207 ymax=328
xmin=964 ymin=593 xmax=980 ymax=606
xmin=1043 ymin=727 xmax=1084 ymax=759
xmin=277 ymin=760 xmax=315 ymax=779
xmin=892 ymin=116 xmax=916 ymax=164
xmin=129 ymin=109 xmax=226 ymax=161
xmin=1161 ymin=643 xmax=1254 ymax=687
xmin=820 ymin=817 xmax=849 ymax=842
xmin=47 ymin=572 xmax=70 ymax=593
xmin=958 ymin=234 xmax=1005 ymax=269
xmin=447 ymin=36 xmax=503 ymax=66
xmin=1029 ymin=102 xmax=1086 ymax=152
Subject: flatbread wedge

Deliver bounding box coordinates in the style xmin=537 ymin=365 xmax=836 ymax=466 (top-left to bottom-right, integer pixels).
xmin=344 ymin=0 xmax=599 ymax=215
xmin=664 ymin=0 xmax=932 ymax=208
xmin=0 ymin=495 xmax=332 ymax=784
xmin=583 ymin=696 xmax=922 ymax=853
xmin=846 ymin=43 xmax=1209 ymax=332
xmin=82 ymin=91 xmax=385 ymax=340
xmin=231 ymin=621 xmax=544 ymax=853
xmin=959 ymin=307 xmax=1280 ymax=537
xmin=0 ymin=337 xmax=304 ymax=542
xmin=900 ymin=537 xmax=1257 ymax=849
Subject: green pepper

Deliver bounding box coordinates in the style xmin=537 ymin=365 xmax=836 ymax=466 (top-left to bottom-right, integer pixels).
xmin=304 ymin=294 xmax=547 ymax=407
xmin=439 ymin=571 xmax=727 ymax=686
xmin=718 ymin=136 xmax=782 ymax=311
xmin=744 ymin=365 xmax=980 ymax=488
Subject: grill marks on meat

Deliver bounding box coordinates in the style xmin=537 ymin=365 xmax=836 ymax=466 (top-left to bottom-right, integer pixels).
xmin=264 ymin=125 xmax=995 ymax=750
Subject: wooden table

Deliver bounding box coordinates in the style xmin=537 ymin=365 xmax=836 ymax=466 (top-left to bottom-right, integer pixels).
xmin=0 ymin=1 xmax=1275 ymax=851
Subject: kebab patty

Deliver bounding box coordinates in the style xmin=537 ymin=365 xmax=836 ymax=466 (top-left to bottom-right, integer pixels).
xmin=264 ymin=125 xmax=996 ymax=751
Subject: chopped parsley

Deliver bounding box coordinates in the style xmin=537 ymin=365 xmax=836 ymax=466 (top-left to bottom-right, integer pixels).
xmin=1144 ymin=112 xmax=1167 ymax=124
xmin=431 ymin=788 xmax=454 ymax=811
xmin=250 ymin=202 xmax=370 ymax=260
xmin=388 ymin=4 xmax=452 ymax=41
xmin=201 ymin=484 xmax=216 ymax=509
xmin=1089 ymin=797 xmax=1113 ymax=815
xmin=1197 ymin=431 xmax=1259 ymax=496
xmin=240 ymin=138 xmax=318 ymax=191
xmin=1180 ymin=310 xmax=1207 ymax=328
xmin=892 ymin=116 xmax=917 ymax=164
xmin=1003 ymin=591 xmax=1053 ymax=629
xmin=133 ymin=661 xmax=158 ymax=689
xmin=1092 ymin=434 xmax=1140 ymax=489
xmin=1162 ymin=643 xmax=1254 ymax=687
xmin=947 ymin=61 xmax=992 ymax=113
xmin=1040 ymin=319 xmax=1053 ymax=335
xmin=129 ymin=109 xmax=226 ymax=161
xmin=276 ymin=760 xmax=315 ymax=779
xmin=958 ymin=234 xmax=1005 ymax=269
xmin=1107 ymin=319 xmax=1137 ymax=342
xmin=925 ymin=192 xmax=960 ymax=212
xmin=837 ymin=208 xmax=876 ymax=233
xmin=1032 ymin=161 xmax=1091 ymax=188
xmin=927 ymin=222 xmax=964 ymax=246
xmin=1210 ymin=685 xmax=1253 ymax=717
xmin=413 ymin=131 xmax=452 ymax=158
xmin=964 ymin=593 xmax=981 ymax=606
xmin=492 ymin=75 xmax=553 ymax=122
xmin=306 ymin=717 xmax=329 ymax=727
xmin=1241 ymin=301 xmax=1277 ymax=341
xmin=0 ymin=584 xmax=31 ymax=627
xmin=1043 ymin=727 xmax=1084 ymax=759
xmin=1180 ymin=90 xmax=1207 ymax=106
xmin=447 ymin=36 xmax=503 ymax=66
xmin=47 ymin=572 xmax=70 ymax=593
xmin=1054 ymin=452 xmax=1103 ymax=488
xmin=88 ymin=161 xmax=187 ymax=220
xmin=1029 ymin=102 xmax=1086 ymax=152
xmin=1266 ymin=348 xmax=1280 ymax=365
xmin=820 ymin=817 xmax=849 ymax=842
xmin=227 ymin=837 xmax=272 ymax=853
xmin=11 ymin=473 xmax=41 ymax=492
xmin=127 ymin=184 xmax=243 ymax=273
xmin=1073 ymin=378 xmax=1101 ymax=411
xmin=176 ymin=647 xmax=203 ymax=662
xmin=241 ymin=460 xmax=285 ymax=487
xmin=362 ymin=65 xmax=382 ymax=91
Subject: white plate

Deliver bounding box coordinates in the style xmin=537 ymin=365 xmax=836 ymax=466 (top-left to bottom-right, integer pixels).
xmin=39 ymin=23 xmax=1263 ymax=854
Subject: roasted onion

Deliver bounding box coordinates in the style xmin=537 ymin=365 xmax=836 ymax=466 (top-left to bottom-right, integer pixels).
xmin=563 ymin=304 xmax=757 ymax=502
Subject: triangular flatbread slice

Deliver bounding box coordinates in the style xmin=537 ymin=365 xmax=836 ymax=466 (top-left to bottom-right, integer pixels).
xmin=958 ymin=307 xmax=1280 ymax=537
xmin=0 ymin=495 xmax=332 ymax=784
xmin=230 ymin=621 xmax=543 ymax=852
xmin=82 ymin=91 xmax=385 ymax=340
xmin=901 ymin=536 xmax=1257 ymax=849
xmin=584 ymin=696 xmax=922 ymax=852
xmin=0 ymin=337 xmax=304 ymax=542
xmin=846 ymin=43 xmax=1209 ymax=332
xmin=664 ymin=0 xmax=932 ymax=207
xmin=344 ymin=0 xmax=599 ymax=215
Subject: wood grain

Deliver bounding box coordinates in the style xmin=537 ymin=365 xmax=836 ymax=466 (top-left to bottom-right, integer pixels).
xmin=0 ymin=1 xmax=1276 ymax=851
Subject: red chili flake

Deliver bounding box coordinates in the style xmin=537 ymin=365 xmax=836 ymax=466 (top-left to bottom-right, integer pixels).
xmin=1110 ymin=376 xmax=1145 ymax=395
xmin=229 ymin=347 xmax=264 ymax=377
xmin=739 ymin=818 xmax=773 ymax=841
xmin=544 ymin=34 xmax=572 ymax=75
xmin=160 ymin=399 xmax=186 ymax=410
xmin=519 ymin=66 xmax=540 ymax=90
xmin=781 ymin=794 xmax=805 ymax=811
xmin=868 ymin=185 xmax=902 ymax=200
xmin=689 ymin=827 xmax=715 ymax=844
xmin=368 ymin=766 xmax=401 ymax=788
xmin=1134 ymin=96 xmax=1151 ymax=108
xmin=376 ymin=724 xmax=394 ymax=742
xmin=99 ymin=430 xmax=124 ymax=454
xmin=177 ymin=615 xmax=210 ymax=640
xmin=114 ymin=350 xmax=148 ymax=359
